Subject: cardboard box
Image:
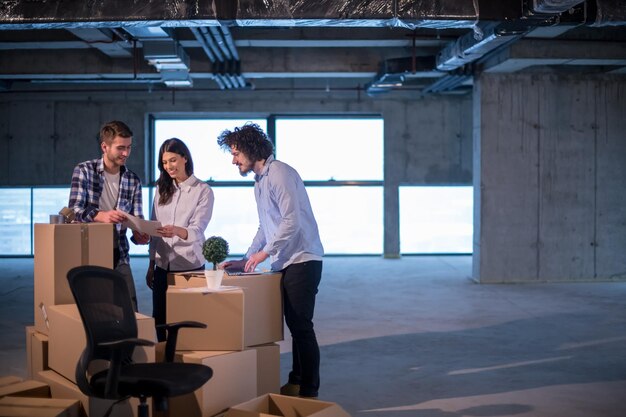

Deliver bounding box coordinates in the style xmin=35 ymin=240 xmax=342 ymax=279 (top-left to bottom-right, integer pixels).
xmin=38 ymin=370 xmax=149 ymax=417
xmin=0 ymin=376 xmax=50 ymax=399
xmin=166 ymin=287 xmax=245 ymax=351
xmin=47 ymin=304 xmax=156 ymax=384
xmin=169 ymin=349 xmax=257 ymax=417
xmin=169 ymin=272 xmax=284 ymax=347
xmin=34 ymin=223 xmax=114 ymax=335
xmin=26 ymin=326 xmax=50 ymax=379
xmin=224 ymin=394 xmax=352 ymax=417
xmin=0 ymin=396 xmax=81 ymax=417
xmin=249 ymin=344 xmax=280 ymax=396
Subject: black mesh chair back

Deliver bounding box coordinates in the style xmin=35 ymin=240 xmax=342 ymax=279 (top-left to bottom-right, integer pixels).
xmin=69 ymin=265 xmax=137 ymax=366
xmin=67 ymin=265 xmax=213 ymax=417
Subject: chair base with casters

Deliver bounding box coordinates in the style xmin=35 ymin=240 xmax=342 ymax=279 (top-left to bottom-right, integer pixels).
xmin=67 ymin=265 xmax=213 ymax=417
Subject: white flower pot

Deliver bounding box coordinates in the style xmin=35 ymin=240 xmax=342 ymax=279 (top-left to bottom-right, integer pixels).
xmin=204 ymin=269 xmax=224 ymax=290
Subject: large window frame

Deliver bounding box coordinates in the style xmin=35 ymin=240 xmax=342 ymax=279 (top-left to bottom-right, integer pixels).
xmin=149 ymin=114 xmax=385 ymax=255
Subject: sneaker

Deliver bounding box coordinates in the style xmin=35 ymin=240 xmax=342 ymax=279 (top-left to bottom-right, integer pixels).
xmin=280 ymin=383 xmax=300 ymax=397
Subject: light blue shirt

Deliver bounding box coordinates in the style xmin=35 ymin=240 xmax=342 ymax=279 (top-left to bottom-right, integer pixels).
xmin=150 ymin=175 xmax=214 ymax=271
xmin=247 ymin=155 xmax=324 ymax=271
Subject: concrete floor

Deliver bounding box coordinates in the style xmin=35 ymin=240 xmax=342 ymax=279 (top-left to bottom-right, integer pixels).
xmin=1 ymin=256 xmax=626 ymax=417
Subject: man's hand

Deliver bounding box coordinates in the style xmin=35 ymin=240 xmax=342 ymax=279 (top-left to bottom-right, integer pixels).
xmin=132 ymin=230 xmax=150 ymax=245
xmin=94 ymin=209 xmax=127 ymax=224
xmin=146 ymin=267 xmax=154 ymax=289
xmin=245 ymin=251 xmax=269 ymax=273
xmin=219 ymin=259 xmax=246 ymax=271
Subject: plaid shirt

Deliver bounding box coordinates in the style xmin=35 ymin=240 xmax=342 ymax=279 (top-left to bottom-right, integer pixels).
xmin=68 ymin=158 xmax=144 ymax=265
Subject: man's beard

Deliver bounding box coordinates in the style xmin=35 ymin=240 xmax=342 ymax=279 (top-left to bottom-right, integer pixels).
xmin=238 ymin=164 xmax=252 ymax=177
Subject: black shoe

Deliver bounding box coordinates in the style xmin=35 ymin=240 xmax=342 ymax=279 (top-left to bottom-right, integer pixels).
xmin=280 ymin=383 xmax=300 ymax=397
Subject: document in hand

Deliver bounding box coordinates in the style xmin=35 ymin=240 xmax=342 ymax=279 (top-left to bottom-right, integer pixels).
xmin=123 ymin=213 xmax=162 ymax=237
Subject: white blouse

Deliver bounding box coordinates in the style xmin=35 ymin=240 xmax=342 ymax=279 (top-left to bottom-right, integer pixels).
xmin=149 ymin=175 xmax=214 ymax=271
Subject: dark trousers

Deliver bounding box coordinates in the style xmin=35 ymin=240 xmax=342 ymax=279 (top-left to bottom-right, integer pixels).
xmin=283 ymin=260 xmax=322 ymax=397
xmin=152 ymin=265 xmax=203 ymax=341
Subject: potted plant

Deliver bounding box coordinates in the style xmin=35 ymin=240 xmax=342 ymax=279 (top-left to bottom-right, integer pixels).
xmin=202 ymin=236 xmax=229 ymax=289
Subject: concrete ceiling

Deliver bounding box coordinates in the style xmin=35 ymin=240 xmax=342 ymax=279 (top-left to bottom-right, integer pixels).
xmin=0 ymin=0 xmax=625 ymax=95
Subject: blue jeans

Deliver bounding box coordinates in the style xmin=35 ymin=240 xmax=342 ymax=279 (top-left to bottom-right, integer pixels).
xmin=283 ymin=260 xmax=323 ymax=397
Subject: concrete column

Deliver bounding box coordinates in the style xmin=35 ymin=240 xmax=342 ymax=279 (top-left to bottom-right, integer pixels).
xmin=473 ymin=73 xmax=626 ymax=283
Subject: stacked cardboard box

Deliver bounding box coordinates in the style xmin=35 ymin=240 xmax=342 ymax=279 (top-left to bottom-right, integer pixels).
xmin=27 ymin=223 xmax=158 ymax=417
xmin=165 ymin=272 xmax=284 ymax=417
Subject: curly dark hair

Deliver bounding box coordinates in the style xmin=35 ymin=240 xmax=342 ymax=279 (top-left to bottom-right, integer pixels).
xmin=217 ymin=122 xmax=274 ymax=162
xmin=156 ymin=138 xmax=194 ymax=205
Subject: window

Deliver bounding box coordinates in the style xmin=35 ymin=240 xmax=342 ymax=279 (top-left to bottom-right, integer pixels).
xmin=152 ymin=116 xmax=385 ymax=255
xmin=0 ymin=188 xmax=31 ymax=255
xmin=154 ymin=119 xmax=266 ymax=182
xmin=399 ymin=186 xmax=473 ymax=254
xmin=276 ymin=118 xmax=384 ymax=181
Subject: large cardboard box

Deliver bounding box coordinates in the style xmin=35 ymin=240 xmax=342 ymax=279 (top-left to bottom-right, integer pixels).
xmin=169 ymin=349 xmax=257 ymax=417
xmin=169 ymin=272 xmax=284 ymax=347
xmin=26 ymin=326 xmax=50 ymax=379
xmin=0 ymin=396 xmax=81 ymax=417
xmin=166 ymin=287 xmax=245 ymax=351
xmin=0 ymin=376 xmax=50 ymax=399
xmin=34 ymin=223 xmax=114 ymax=335
xmin=47 ymin=304 xmax=156 ymax=384
xmin=38 ymin=370 xmax=149 ymax=417
xmin=224 ymin=394 xmax=352 ymax=417
xmin=249 ymin=344 xmax=280 ymax=396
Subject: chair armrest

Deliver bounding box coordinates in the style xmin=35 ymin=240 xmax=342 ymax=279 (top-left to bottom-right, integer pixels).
xmin=158 ymin=321 xmax=207 ymax=362
xmin=99 ymin=338 xmax=155 ymax=349
xmin=98 ymin=338 xmax=155 ymax=398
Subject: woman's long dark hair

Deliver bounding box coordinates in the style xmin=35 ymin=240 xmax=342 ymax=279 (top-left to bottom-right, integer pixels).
xmin=156 ymin=138 xmax=194 ymax=205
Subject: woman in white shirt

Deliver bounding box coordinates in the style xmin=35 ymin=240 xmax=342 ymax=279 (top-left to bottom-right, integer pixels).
xmin=146 ymin=138 xmax=214 ymax=341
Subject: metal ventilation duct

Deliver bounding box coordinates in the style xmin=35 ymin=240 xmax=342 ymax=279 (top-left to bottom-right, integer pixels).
xmin=0 ymin=0 xmax=511 ymax=29
xmin=530 ymin=0 xmax=584 ymax=14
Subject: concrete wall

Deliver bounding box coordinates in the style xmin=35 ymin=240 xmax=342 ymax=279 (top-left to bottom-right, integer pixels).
xmin=0 ymin=89 xmax=473 ymax=258
xmin=473 ymin=73 xmax=626 ymax=282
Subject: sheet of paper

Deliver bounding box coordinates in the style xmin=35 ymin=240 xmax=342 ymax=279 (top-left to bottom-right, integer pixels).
xmin=123 ymin=213 xmax=162 ymax=237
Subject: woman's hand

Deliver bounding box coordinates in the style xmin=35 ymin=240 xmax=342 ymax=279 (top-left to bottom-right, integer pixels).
xmin=157 ymin=224 xmax=188 ymax=240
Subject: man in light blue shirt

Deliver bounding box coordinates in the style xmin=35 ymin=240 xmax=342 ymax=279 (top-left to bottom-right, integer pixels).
xmin=218 ymin=123 xmax=324 ymax=398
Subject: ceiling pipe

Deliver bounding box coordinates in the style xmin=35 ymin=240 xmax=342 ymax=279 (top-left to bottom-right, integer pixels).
xmin=208 ymin=26 xmax=232 ymax=61
xmin=199 ymin=27 xmax=224 ymax=62
xmin=189 ymin=27 xmax=216 ymax=62
xmin=220 ymin=26 xmax=240 ymax=61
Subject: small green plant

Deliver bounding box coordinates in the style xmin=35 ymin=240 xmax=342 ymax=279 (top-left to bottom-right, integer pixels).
xmin=202 ymin=236 xmax=229 ymax=270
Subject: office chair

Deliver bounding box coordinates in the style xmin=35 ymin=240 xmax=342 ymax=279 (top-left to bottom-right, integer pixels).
xmin=67 ymin=265 xmax=213 ymax=417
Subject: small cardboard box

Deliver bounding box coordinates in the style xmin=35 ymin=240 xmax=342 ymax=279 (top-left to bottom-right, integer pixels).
xmin=34 ymin=223 xmax=114 ymax=335
xmin=166 ymin=287 xmax=245 ymax=351
xmin=0 ymin=376 xmax=50 ymax=399
xmin=47 ymin=304 xmax=156 ymax=384
xmin=26 ymin=326 xmax=50 ymax=379
xmin=249 ymin=344 xmax=280 ymax=396
xmin=224 ymin=394 xmax=352 ymax=417
xmin=169 ymin=349 xmax=257 ymax=417
xmin=38 ymin=370 xmax=149 ymax=417
xmin=0 ymin=396 xmax=81 ymax=417
xmin=169 ymin=272 xmax=284 ymax=347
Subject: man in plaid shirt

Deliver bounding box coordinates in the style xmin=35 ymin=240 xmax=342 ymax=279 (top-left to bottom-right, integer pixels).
xmin=69 ymin=120 xmax=149 ymax=311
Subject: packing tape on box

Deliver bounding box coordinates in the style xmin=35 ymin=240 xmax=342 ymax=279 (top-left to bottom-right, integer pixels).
xmin=81 ymin=225 xmax=88 ymax=265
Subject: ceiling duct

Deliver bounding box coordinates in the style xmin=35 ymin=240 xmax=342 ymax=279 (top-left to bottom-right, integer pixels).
xmin=530 ymin=0 xmax=584 ymax=14
xmin=592 ymin=0 xmax=626 ymax=26
xmin=436 ymin=21 xmax=530 ymax=72
xmin=0 ymin=0 xmax=513 ymax=29
xmin=365 ymin=55 xmax=437 ymax=95
xmin=143 ymin=39 xmax=192 ymax=87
